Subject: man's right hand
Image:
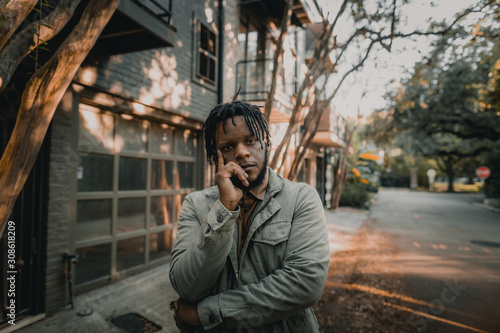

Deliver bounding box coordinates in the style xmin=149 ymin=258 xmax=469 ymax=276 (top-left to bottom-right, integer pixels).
xmin=215 ymin=149 xmax=248 ymax=211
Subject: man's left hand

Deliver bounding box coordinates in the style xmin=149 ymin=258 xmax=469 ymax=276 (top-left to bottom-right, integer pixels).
xmin=174 ymin=298 xmax=202 ymax=332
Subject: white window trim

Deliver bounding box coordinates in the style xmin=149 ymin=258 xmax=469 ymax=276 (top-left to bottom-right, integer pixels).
xmin=192 ymin=17 xmax=218 ymax=90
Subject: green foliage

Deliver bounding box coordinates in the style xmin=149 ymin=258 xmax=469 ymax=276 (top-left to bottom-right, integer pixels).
xmin=339 ymin=181 xmax=371 ymax=208
xmin=380 ymin=152 xmax=442 ymax=189
xmin=367 ymin=15 xmax=500 ymax=192
xmin=380 ymin=172 xmax=409 ymax=188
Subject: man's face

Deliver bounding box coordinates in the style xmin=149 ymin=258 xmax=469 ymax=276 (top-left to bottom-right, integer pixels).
xmin=215 ymin=115 xmax=268 ymax=189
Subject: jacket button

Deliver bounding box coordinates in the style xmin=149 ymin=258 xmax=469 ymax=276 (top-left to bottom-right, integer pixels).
xmin=217 ymin=216 xmax=223 ymax=222
xmin=209 ymin=315 xmax=215 ymax=323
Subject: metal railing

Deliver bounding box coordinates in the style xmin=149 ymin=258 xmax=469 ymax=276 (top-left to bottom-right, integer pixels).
xmin=235 ymin=58 xmax=297 ymax=106
xmin=133 ymin=0 xmax=172 ymax=25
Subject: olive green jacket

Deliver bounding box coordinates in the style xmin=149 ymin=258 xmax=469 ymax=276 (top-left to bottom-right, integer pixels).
xmin=169 ymin=168 xmax=330 ymax=332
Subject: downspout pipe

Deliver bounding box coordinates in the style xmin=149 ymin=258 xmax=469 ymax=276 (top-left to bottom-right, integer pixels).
xmin=217 ymin=0 xmax=225 ymax=104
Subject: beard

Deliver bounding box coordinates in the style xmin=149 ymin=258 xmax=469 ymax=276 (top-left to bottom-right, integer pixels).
xmin=230 ymin=147 xmax=268 ymax=191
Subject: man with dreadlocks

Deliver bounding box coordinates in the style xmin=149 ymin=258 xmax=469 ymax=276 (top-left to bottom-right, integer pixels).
xmin=169 ymin=101 xmax=330 ymax=332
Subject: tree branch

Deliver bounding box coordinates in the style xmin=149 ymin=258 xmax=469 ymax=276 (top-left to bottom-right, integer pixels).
xmin=264 ymin=0 xmax=293 ymax=123
xmin=0 ymin=0 xmax=38 ymax=51
xmin=0 ymin=0 xmax=82 ymax=93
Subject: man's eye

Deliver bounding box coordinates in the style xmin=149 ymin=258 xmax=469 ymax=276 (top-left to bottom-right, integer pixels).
xmin=246 ymin=139 xmax=256 ymax=144
xmin=223 ymin=145 xmax=232 ymax=151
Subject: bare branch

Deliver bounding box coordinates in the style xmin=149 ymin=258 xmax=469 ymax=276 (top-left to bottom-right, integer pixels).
xmin=0 ymin=0 xmax=82 ymax=93
xmin=388 ymin=0 xmax=397 ymax=51
xmin=269 ymin=1 xmax=351 ymax=170
xmin=0 ymin=0 xmax=38 ymax=50
xmin=264 ymin=0 xmax=293 ymax=123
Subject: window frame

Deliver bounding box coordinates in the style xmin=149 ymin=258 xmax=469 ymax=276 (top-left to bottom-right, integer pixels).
xmin=72 ymin=103 xmax=200 ymax=292
xmin=192 ymin=18 xmax=218 ymax=88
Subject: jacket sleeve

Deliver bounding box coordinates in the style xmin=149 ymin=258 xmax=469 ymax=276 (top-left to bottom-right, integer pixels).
xmin=169 ymin=193 xmax=239 ymax=302
xmin=196 ymin=184 xmax=330 ymax=330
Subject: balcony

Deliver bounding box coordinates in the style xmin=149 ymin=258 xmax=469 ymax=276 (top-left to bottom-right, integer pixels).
xmin=311 ymin=102 xmax=345 ymax=148
xmin=235 ymin=58 xmax=295 ymax=117
xmin=305 ymin=23 xmax=336 ymax=71
xmin=240 ymin=0 xmax=322 ymax=26
xmin=94 ymin=0 xmax=176 ymax=55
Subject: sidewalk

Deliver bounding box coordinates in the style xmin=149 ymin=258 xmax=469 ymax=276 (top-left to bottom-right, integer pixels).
xmin=12 ymin=207 xmax=366 ymax=333
xmin=13 ymin=262 xmax=179 ymax=333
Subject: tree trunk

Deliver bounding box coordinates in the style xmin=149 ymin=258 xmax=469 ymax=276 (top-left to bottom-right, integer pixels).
xmin=330 ymin=150 xmax=348 ymax=210
xmin=446 ymin=170 xmax=455 ymax=193
xmin=440 ymin=157 xmax=455 ymax=193
xmin=288 ymin=99 xmax=323 ymax=180
xmin=0 ymin=0 xmax=120 ymax=235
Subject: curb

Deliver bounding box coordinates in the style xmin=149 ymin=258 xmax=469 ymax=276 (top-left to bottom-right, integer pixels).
xmin=472 ymin=202 xmax=500 ymax=214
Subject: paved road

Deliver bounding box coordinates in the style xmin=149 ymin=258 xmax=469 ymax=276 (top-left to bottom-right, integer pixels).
xmin=369 ymin=189 xmax=500 ymax=333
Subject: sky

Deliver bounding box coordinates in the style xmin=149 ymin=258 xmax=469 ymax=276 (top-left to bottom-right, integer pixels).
xmin=313 ymin=0 xmax=483 ymax=118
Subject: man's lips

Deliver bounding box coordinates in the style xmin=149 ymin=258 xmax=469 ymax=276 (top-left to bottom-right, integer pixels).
xmin=240 ymin=164 xmax=255 ymax=172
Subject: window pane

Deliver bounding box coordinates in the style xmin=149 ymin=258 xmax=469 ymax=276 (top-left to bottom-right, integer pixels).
xmin=247 ymin=31 xmax=258 ymax=60
xmin=151 ymin=160 xmax=174 ymax=190
xmin=150 ymin=230 xmax=172 ymax=261
xmin=237 ymin=61 xmax=248 ymax=92
xmin=200 ymin=24 xmax=208 ymax=50
xmin=76 ymin=200 xmax=111 ymax=241
xmin=208 ymin=31 xmax=216 ymax=55
xmin=199 ymin=52 xmax=208 ymax=77
xmin=116 ymin=116 xmax=147 ymax=152
xmin=75 ymin=244 xmax=111 ymax=285
xmin=176 ymin=130 xmax=196 ymax=156
xmin=180 ymin=193 xmax=189 ymax=205
xmin=238 ymin=30 xmax=247 ymax=60
xmin=178 ymin=162 xmax=194 ymax=188
xmin=119 ymin=157 xmax=146 ymax=190
xmin=150 ymin=123 xmax=174 ymax=154
xmin=78 ymin=104 xmax=114 ymax=151
xmin=175 ymin=195 xmax=183 ymax=220
xmin=117 ymin=236 xmax=145 ymax=271
xmin=150 ymin=195 xmax=173 ymax=227
xmin=209 ymin=58 xmax=216 ymax=81
xmin=118 ymin=198 xmax=145 ymax=233
xmin=248 ymin=58 xmax=258 ymax=92
xmin=77 ymin=154 xmax=113 ymax=192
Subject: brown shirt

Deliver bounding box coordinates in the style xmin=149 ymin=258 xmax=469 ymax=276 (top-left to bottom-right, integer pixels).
xmin=236 ymin=171 xmax=268 ymax=257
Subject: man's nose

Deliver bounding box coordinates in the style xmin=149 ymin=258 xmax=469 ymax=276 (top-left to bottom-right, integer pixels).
xmin=234 ymin=143 xmax=250 ymax=159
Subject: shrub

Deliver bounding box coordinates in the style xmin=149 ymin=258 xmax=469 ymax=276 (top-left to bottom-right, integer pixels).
xmin=339 ymin=181 xmax=371 ymax=208
xmin=380 ymin=173 xmax=409 ymax=188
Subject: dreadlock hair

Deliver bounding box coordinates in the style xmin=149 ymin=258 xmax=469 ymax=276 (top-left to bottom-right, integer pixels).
xmin=202 ymin=101 xmax=271 ymax=164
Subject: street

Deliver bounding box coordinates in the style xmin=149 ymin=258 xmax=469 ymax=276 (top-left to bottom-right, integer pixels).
xmin=370 ymin=189 xmax=500 ymax=332
xmin=316 ymin=189 xmax=500 ymax=333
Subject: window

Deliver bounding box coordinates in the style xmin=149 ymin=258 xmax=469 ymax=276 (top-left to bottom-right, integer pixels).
xmin=236 ymin=15 xmax=272 ymax=101
xmin=196 ymin=21 xmax=217 ymax=84
xmin=74 ymin=104 xmax=199 ymax=288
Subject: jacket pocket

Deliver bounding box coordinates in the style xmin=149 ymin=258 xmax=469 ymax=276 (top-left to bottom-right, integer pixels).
xmin=252 ymin=220 xmax=291 ymax=245
xmin=242 ymin=221 xmax=292 ymax=282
